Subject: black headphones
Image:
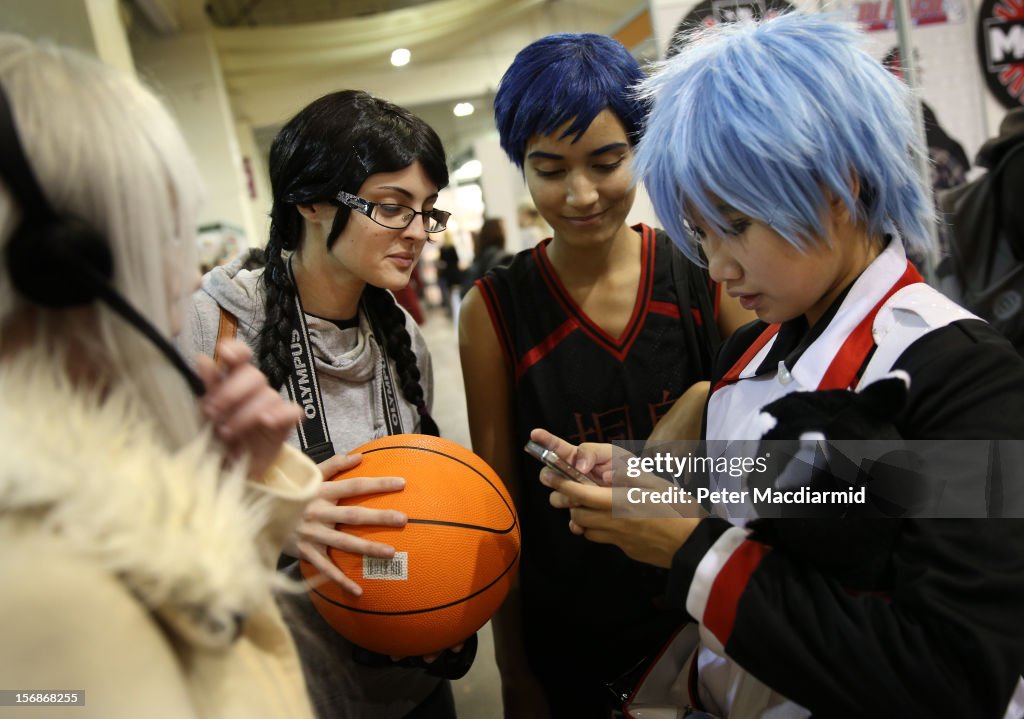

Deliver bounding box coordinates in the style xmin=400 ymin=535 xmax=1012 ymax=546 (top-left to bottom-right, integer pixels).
xmin=0 ymin=81 xmax=205 ymax=396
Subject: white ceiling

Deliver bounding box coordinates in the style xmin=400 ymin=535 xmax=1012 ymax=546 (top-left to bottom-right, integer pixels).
xmin=231 ymin=0 xmax=652 ymax=163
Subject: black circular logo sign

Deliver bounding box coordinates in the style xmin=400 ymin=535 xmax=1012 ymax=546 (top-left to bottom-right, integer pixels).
xmin=667 ymin=0 xmax=795 ymax=57
xmin=977 ymin=0 xmax=1024 ymax=109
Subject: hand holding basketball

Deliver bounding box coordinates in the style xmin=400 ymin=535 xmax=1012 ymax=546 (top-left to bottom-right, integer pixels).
xmin=288 ymin=453 xmax=409 ymax=597
xmin=196 ymin=338 xmax=303 ymax=481
xmin=301 ymin=434 xmax=521 ymax=657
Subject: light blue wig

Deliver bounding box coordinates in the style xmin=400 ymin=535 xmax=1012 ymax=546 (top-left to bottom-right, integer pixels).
xmin=634 ymin=13 xmax=935 ymax=263
xmin=494 ymin=33 xmax=649 ymax=169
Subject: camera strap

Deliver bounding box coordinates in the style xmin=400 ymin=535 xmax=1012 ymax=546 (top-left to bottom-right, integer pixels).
xmin=283 ymin=262 xmax=405 ymax=462
xmin=284 ymin=261 xmax=336 ymax=463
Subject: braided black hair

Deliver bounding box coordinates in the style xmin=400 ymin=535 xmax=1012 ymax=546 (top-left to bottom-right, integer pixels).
xmin=257 ymin=90 xmax=446 ymax=436
xmin=363 ymin=285 xmax=439 ymax=437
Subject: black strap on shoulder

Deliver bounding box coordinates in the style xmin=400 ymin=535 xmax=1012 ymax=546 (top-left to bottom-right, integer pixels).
xmin=284 ymin=262 xmax=336 ymax=464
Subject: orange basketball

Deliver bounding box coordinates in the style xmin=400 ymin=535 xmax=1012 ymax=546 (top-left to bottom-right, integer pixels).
xmin=299 ymin=434 xmax=521 ymax=656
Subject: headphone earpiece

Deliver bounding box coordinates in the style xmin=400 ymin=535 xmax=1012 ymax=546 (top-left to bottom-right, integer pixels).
xmin=1 ymin=80 xmax=112 ymax=308
xmin=6 ymin=213 xmax=113 ymax=308
xmin=0 ymin=80 xmax=206 ymax=397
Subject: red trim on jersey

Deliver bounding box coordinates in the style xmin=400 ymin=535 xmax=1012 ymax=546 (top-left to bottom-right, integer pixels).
xmin=515 ymin=319 xmax=580 ymax=380
xmin=703 ymin=539 xmax=770 ymax=646
xmin=711 ymin=324 xmax=781 ymax=393
xmin=817 ymin=261 xmax=924 ymax=390
xmin=476 ymin=276 xmax=516 ymax=379
xmin=534 ymin=225 xmax=655 ymax=362
xmin=649 ymin=300 xmax=681 ymax=318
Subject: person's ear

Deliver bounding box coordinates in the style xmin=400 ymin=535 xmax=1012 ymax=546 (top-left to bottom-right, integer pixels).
xmin=847 ymin=173 xmax=861 ymax=208
xmin=825 ymin=173 xmax=861 ymax=226
xmin=295 ymin=202 xmax=333 ymax=222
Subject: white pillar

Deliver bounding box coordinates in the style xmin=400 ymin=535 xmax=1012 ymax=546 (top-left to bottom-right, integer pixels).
xmin=234 ymin=119 xmax=273 ymax=248
xmin=473 ymin=137 xmax=528 ymax=253
xmin=132 ymin=28 xmax=257 ymax=246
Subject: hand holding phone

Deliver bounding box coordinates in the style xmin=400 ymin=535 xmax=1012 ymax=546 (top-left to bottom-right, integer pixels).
xmin=524 ymin=440 xmax=596 ymax=485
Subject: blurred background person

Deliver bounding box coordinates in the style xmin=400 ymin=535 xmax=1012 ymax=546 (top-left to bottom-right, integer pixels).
xmin=463 ymin=217 xmax=512 ymax=287
xmin=936 ymin=108 xmax=1024 ymax=354
xmin=394 ymin=263 xmax=428 ymax=326
xmin=436 ymin=232 xmax=464 ymax=319
xmin=516 ymin=199 xmax=547 ymax=248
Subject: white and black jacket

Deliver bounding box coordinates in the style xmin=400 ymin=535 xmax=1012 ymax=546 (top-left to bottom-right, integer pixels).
xmin=668 ymin=239 xmax=1024 ymax=717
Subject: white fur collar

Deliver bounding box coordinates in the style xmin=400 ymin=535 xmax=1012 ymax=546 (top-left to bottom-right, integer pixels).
xmin=0 ymin=356 xmax=284 ymax=649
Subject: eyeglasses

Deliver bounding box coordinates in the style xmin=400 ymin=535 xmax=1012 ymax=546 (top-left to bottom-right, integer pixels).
xmin=336 ymin=191 xmax=450 ymax=233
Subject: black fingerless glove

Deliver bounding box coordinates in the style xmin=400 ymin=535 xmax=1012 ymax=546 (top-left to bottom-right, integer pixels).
xmin=753 ymin=374 xmax=932 ymax=518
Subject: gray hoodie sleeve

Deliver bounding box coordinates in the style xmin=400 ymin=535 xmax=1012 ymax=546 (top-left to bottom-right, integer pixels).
xmin=188 ymin=287 xmax=223 ymax=360
xmin=186 ymin=259 xmax=267 ymax=360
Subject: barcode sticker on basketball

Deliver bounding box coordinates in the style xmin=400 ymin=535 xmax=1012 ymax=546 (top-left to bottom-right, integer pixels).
xmin=363 ymin=552 xmax=408 ymax=580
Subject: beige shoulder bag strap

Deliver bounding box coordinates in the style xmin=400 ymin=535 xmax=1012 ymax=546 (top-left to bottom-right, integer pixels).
xmin=212 ymin=307 xmax=239 ymax=364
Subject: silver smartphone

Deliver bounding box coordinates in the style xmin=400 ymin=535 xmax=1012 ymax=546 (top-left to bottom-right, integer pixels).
xmin=524 ymin=440 xmax=595 ymax=484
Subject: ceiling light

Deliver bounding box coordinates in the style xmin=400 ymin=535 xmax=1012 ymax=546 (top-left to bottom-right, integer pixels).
xmin=391 ymin=48 xmax=411 ymax=67
xmin=453 ymin=102 xmax=475 ymax=117
xmin=453 ymin=159 xmax=482 ymax=182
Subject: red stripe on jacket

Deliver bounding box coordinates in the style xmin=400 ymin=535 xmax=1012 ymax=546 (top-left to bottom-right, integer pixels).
xmin=703 ymin=540 xmax=771 ymax=646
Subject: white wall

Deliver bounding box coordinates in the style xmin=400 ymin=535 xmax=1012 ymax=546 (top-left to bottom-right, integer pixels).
xmin=234 ymin=119 xmax=273 ymax=248
xmin=627 ymin=181 xmax=660 ymax=229
xmin=133 ymin=31 xmax=257 ymax=245
xmin=473 ymin=137 xmax=530 ymax=254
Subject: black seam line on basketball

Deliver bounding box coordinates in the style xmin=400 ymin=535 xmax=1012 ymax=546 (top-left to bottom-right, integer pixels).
xmin=311 ymin=547 xmax=521 ymax=616
xmin=361 ymin=445 xmax=517 ymax=519
xmin=405 ymin=518 xmax=516 ymax=534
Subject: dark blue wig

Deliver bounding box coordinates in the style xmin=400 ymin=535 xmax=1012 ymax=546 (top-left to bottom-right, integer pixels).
xmin=494 ymin=33 xmax=649 ymax=169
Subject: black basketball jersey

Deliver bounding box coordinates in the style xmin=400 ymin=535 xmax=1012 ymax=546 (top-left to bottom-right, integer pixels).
xmin=476 ymin=223 xmax=719 ymax=682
